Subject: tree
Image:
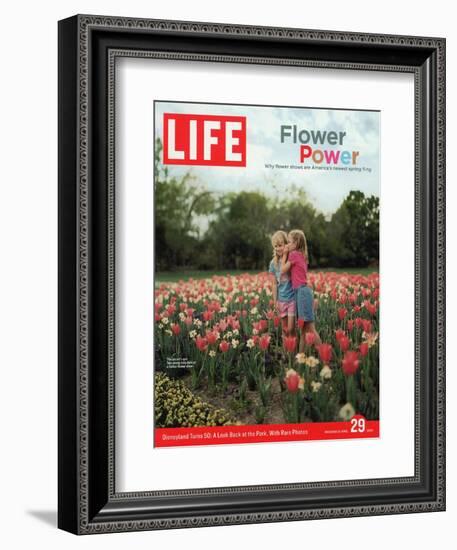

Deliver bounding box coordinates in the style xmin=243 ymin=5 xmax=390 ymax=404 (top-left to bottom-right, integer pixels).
xmin=207 ymin=192 xmax=271 ymax=270
xmin=328 ymin=190 xmax=379 ymax=267
xmin=154 ymin=139 xmax=215 ymax=270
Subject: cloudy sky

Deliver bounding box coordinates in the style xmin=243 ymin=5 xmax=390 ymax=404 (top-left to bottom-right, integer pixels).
xmin=155 ymin=101 xmax=380 ymax=217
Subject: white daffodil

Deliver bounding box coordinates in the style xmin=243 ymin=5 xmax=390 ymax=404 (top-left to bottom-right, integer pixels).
xmin=338 ymin=403 xmax=356 ymax=421
xmin=319 ymin=365 xmax=332 ymax=380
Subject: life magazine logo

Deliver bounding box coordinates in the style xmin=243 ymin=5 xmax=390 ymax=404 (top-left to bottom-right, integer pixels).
xmin=163 ymin=113 xmax=247 ymax=167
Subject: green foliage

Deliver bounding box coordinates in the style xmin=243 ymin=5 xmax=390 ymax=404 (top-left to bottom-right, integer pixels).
xmin=154 ymin=138 xmax=215 ymax=270
xmin=328 ymin=191 xmax=379 ymax=267
xmin=154 ymin=139 xmax=379 ymax=270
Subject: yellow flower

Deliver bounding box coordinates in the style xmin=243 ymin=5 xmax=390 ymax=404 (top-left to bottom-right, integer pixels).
xmin=305 ymin=356 xmax=320 ymax=369
xmin=363 ymin=332 xmax=379 ymax=348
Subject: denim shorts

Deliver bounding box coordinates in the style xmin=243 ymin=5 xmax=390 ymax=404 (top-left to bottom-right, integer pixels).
xmin=295 ymin=285 xmax=314 ymax=322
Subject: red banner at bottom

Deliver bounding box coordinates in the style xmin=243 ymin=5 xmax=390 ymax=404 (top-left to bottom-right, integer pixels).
xmin=155 ymin=418 xmax=379 ymax=447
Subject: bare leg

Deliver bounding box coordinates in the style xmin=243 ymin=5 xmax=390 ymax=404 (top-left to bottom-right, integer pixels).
xmin=287 ymin=315 xmax=295 ymax=337
xmin=298 ymin=323 xmax=306 ymax=353
xmin=304 ymin=321 xmax=322 ymax=346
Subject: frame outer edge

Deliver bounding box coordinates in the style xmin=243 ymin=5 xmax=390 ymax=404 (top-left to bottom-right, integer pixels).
xmin=65 ymin=14 xmax=446 ymax=534
xmin=58 ymin=15 xmax=80 ymax=535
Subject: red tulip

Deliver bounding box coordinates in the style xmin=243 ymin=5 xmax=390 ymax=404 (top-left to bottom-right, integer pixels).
xmin=195 ymin=336 xmax=208 ymax=352
xmin=338 ymin=335 xmax=350 ymax=352
xmin=347 ymin=320 xmax=354 ymax=331
xmin=259 ymin=319 xmax=268 ymax=332
xmin=355 ymin=317 xmax=364 ymax=329
xmin=179 ymin=303 xmax=187 ymax=311
xmin=155 ymin=312 xmax=161 ymax=322
xmin=317 ymin=343 xmax=333 ymax=364
xmin=259 ymin=334 xmax=271 ymax=350
xmin=297 ymin=318 xmax=305 ymax=329
xmin=338 ymin=308 xmax=348 ymax=321
xmin=342 ymin=350 xmax=360 ymax=376
xmin=284 ymin=369 xmax=303 ymax=393
xmin=362 ymin=319 xmax=372 ymax=333
xmin=266 ymin=309 xmax=274 ymax=320
xmin=206 ymin=331 xmax=218 ymax=345
xmin=171 ymin=324 xmax=181 ymax=335
xmin=335 ymin=329 xmax=345 ymax=342
xmin=284 ymin=336 xmax=297 ymax=353
xmin=305 ymin=331 xmax=316 ymax=346
xmin=359 ymin=342 xmax=369 ymax=357
xmin=203 ymin=310 xmax=214 ymax=322
xmin=273 ymin=316 xmax=281 ymax=328
xmin=219 ymin=340 xmax=230 ymax=353
xmin=166 ymin=304 xmax=176 ymax=316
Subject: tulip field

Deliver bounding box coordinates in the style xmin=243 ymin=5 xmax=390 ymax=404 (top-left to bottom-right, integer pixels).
xmin=154 ymin=271 xmax=379 ymax=429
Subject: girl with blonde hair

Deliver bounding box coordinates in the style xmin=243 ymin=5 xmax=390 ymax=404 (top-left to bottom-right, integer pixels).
xmin=268 ymin=230 xmax=295 ymax=338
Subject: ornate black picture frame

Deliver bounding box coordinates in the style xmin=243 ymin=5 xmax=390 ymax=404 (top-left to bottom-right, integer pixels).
xmin=58 ymin=14 xmax=445 ymax=534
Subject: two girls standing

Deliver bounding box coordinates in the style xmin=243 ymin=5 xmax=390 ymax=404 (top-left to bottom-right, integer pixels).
xmin=269 ymin=230 xmax=321 ymax=352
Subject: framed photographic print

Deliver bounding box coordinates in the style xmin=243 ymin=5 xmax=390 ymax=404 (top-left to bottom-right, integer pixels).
xmin=58 ymin=14 xmax=446 ymax=534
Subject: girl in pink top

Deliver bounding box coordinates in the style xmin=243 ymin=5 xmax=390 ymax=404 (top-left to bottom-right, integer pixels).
xmin=281 ymin=229 xmax=321 ymax=353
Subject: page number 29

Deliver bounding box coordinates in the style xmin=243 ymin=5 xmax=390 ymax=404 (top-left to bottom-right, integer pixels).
xmin=350 ymin=417 xmax=366 ymax=433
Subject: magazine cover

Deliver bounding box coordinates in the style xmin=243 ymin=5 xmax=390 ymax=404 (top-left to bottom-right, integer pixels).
xmin=153 ymin=101 xmax=380 ymax=447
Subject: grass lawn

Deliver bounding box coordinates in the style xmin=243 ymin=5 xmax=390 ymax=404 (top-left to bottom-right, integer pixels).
xmin=155 ymin=267 xmax=378 ymax=284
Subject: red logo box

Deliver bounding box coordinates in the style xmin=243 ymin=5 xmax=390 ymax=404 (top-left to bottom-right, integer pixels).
xmin=163 ymin=113 xmax=246 ymax=167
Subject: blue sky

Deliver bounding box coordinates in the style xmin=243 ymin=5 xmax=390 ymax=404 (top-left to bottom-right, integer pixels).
xmin=155 ymin=101 xmax=380 ymax=217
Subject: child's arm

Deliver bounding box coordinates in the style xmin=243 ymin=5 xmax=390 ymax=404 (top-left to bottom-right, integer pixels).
xmin=280 ymin=261 xmax=291 ymax=274
xmin=271 ymin=276 xmax=278 ymax=309
xmin=280 ymin=252 xmax=292 ymax=274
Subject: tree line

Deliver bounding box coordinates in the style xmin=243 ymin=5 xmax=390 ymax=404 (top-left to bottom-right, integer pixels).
xmin=154 ymin=139 xmax=379 ymax=272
